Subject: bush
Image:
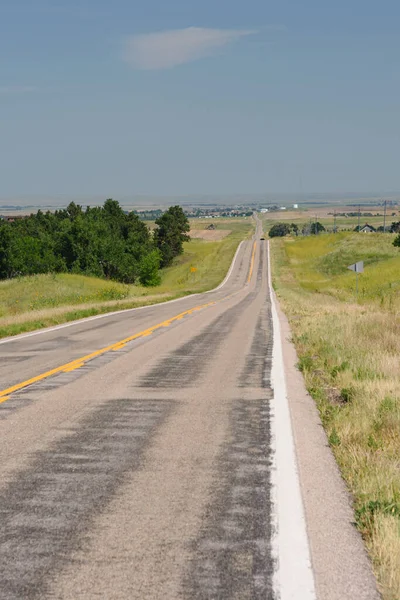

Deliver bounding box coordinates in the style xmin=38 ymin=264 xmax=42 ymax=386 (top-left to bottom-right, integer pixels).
xmin=138 ymin=250 xmax=162 ymax=286
xmin=390 ymin=221 xmax=400 ymax=233
xmin=310 ymin=221 xmax=326 ymax=234
xmin=269 ymin=223 xmax=291 ymax=238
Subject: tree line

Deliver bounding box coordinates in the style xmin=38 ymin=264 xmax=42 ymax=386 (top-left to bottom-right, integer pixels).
xmin=268 ymin=222 xmax=318 ymax=237
xmin=269 ymin=221 xmax=400 ymax=238
xmin=0 ymin=200 xmax=190 ymax=286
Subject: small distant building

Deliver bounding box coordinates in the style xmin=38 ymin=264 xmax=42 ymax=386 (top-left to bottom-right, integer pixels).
xmin=280 ymin=206 xmax=286 ymax=210
xmin=293 ymin=203 xmax=299 ymax=209
xmin=260 ymin=208 xmax=269 ymax=213
xmin=357 ymin=223 xmax=376 ymax=233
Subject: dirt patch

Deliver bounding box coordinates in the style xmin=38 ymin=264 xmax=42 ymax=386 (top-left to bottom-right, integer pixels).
xmin=324 ymin=386 xmax=344 ymax=405
xmin=189 ymin=229 xmax=231 ymax=241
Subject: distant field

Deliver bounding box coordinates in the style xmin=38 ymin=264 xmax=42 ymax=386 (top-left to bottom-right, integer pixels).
xmin=271 ymin=232 xmax=400 ymax=599
xmin=261 ymin=206 xmax=400 ymax=233
xmin=189 ymin=229 xmax=231 ymax=241
xmin=0 ymin=218 xmax=253 ymax=338
xmin=189 ymin=217 xmax=253 ymax=231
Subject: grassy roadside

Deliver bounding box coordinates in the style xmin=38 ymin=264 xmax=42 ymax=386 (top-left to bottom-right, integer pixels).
xmin=270 ymin=233 xmax=400 ymax=600
xmin=0 ymin=219 xmax=253 ymax=339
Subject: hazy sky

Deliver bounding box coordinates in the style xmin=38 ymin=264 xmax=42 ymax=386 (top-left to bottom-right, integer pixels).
xmin=1 ymin=0 xmax=400 ymax=198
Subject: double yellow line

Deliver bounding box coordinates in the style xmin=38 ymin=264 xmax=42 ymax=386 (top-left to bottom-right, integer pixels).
xmin=0 ymin=300 xmax=216 ymax=403
xmin=0 ymin=240 xmax=258 ymax=405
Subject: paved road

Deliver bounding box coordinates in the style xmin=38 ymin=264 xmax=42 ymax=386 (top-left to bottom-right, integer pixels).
xmin=0 ymin=220 xmax=305 ymax=599
xmin=0 ymin=215 xmax=382 ymax=600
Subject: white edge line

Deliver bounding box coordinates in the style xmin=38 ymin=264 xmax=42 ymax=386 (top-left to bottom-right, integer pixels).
xmin=210 ymin=240 xmax=244 ymax=292
xmin=267 ymin=240 xmax=317 ymax=600
xmin=0 ymin=241 xmax=244 ymax=346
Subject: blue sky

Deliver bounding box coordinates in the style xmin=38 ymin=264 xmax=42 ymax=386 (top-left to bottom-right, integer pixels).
xmin=1 ymin=0 xmax=400 ymax=199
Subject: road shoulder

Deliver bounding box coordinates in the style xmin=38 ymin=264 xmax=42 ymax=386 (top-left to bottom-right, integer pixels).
xmin=275 ymin=296 xmax=381 ymax=600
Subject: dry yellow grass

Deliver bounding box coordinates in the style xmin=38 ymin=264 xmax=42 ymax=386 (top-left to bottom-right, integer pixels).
xmin=0 ymin=293 xmax=173 ymax=329
xmin=271 ymin=236 xmax=400 ymax=600
xmin=371 ymin=515 xmax=400 ymax=600
xmin=189 ymin=229 xmax=231 ymax=241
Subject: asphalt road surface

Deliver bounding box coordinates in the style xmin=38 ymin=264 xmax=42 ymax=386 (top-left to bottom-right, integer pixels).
xmin=0 ymin=219 xmax=377 ymax=600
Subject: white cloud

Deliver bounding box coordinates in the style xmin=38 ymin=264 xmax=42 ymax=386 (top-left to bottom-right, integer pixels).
xmin=0 ymin=86 xmax=37 ymax=94
xmin=122 ymin=27 xmax=255 ymax=70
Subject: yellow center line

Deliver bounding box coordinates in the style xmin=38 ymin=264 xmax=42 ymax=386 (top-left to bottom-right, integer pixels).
xmin=0 ymin=239 xmax=257 ymax=404
xmin=247 ymin=241 xmax=256 ymax=284
xmin=0 ymin=300 xmax=216 ymax=401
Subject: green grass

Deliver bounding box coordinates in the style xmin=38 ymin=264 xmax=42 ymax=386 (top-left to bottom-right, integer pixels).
xmin=271 ymin=233 xmax=400 ymax=599
xmin=157 ymin=220 xmax=252 ymax=294
xmin=283 ymin=232 xmax=400 ymax=305
xmin=0 ymin=274 xmax=131 ymax=318
xmin=0 ymin=218 xmax=253 ymax=338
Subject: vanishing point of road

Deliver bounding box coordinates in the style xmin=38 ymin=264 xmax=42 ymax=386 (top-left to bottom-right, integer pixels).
xmin=0 ymin=218 xmax=379 ymax=600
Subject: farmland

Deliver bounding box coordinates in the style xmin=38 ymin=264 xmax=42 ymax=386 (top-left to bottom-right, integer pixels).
xmin=261 ymin=205 xmax=400 ymax=234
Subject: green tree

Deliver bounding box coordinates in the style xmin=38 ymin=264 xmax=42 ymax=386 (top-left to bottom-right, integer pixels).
xmin=66 ymin=202 xmax=83 ymax=220
xmin=154 ymin=206 xmax=190 ymax=267
xmin=0 ymin=223 xmax=13 ymax=278
xmin=0 ymin=200 xmax=190 ymax=284
xmin=310 ymin=222 xmax=325 ymax=234
xmin=393 ymin=234 xmax=400 ymax=248
xmin=390 ymin=221 xmax=400 ymax=233
xmin=268 ymin=223 xmax=291 ymax=237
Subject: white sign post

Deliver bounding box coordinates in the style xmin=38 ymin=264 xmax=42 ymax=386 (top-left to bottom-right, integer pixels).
xmin=347 ymin=261 xmax=364 ymax=300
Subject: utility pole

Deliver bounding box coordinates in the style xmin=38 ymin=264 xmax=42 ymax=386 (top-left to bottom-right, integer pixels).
xmin=383 ymin=199 xmax=387 ymax=233
xmin=315 ymin=214 xmax=318 ymax=235
xmin=333 ymin=210 xmax=337 ymax=233
xmin=358 ymin=205 xmax=361 ymax=232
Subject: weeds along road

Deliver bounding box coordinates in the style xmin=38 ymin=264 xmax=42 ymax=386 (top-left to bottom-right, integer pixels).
xmin=0 ymin=216 xmax=376 ymax=600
